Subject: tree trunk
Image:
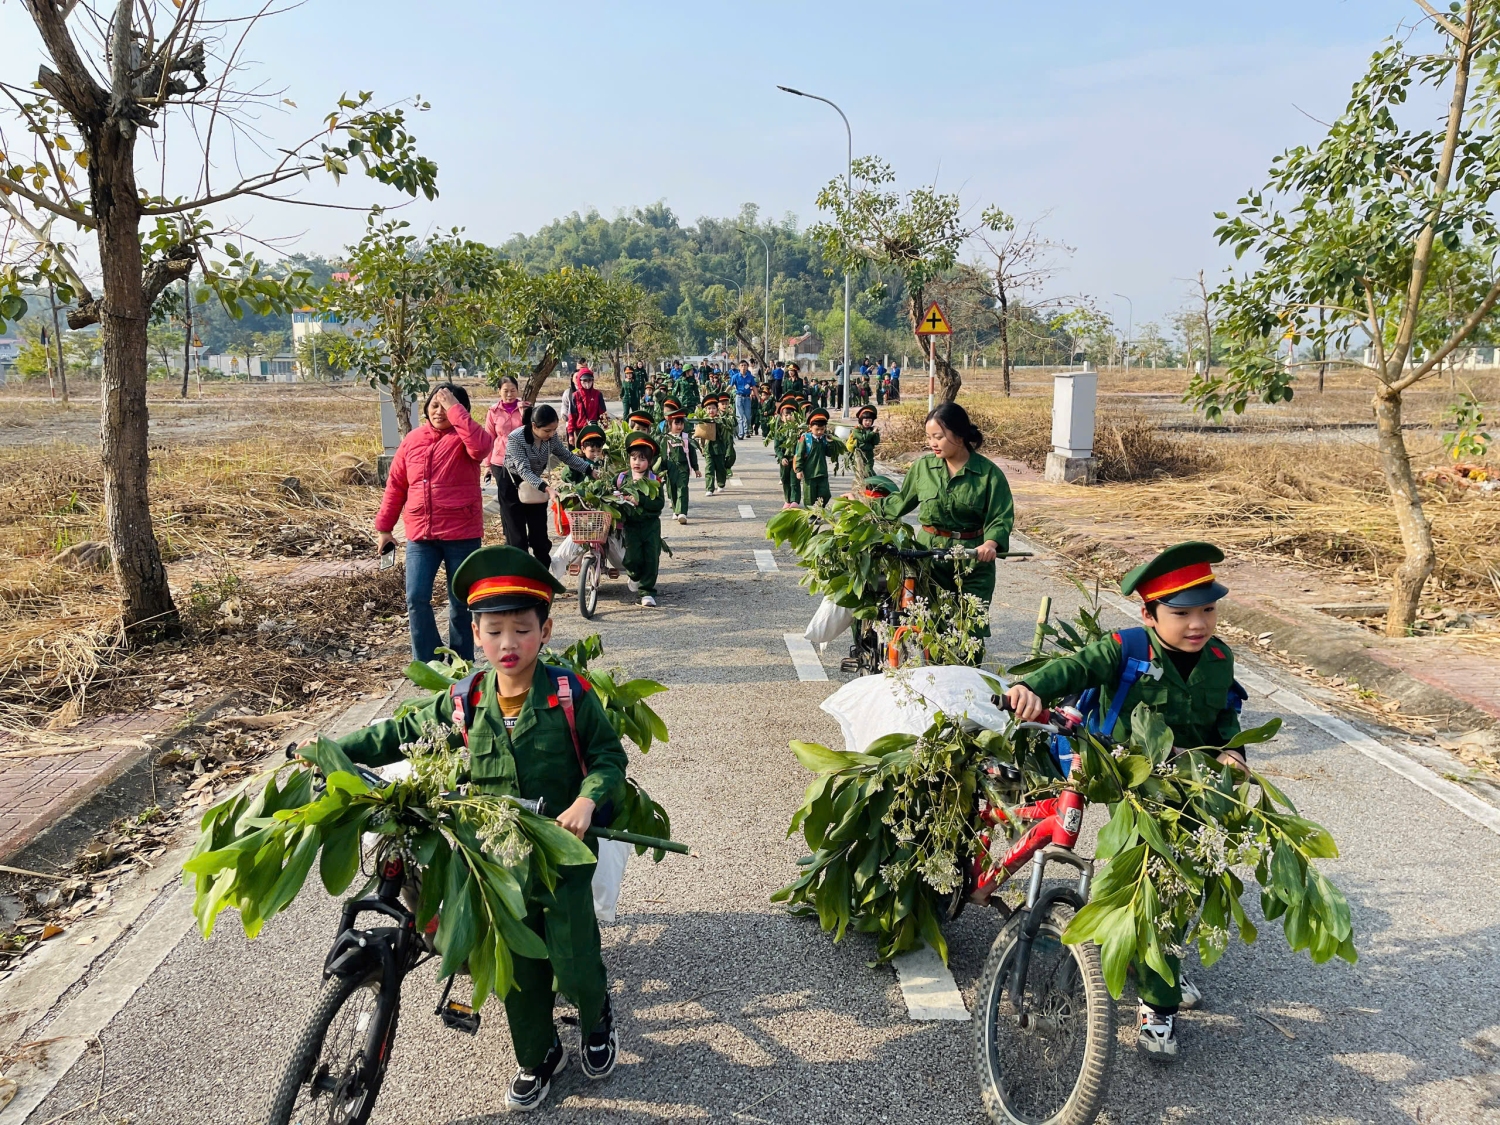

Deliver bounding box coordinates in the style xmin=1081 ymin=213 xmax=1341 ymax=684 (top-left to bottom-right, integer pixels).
xmin=49 ymin=284 xmax=69 ymax=404
xmin=390 ymin=379 xmax=412 ymax=438
xmin=95 ymin=137 xmax=180 ymax=641
xmin=997 ymin=285 xmax=1012 ymax=397
xmin=1373 ymin=387 xmax=1435 ymax=636
xmin=181 ymin=273 xmax=192 ymax=398
xmin=525 ymin=354 xmax=558 ymax=404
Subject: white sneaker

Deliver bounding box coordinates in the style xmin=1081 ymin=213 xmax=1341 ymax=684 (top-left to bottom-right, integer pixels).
xmin=676 ymin=514 xmax=687 ymax=524
xmin=640 ymin=595 xmax=657 ymax=608
xmin=626 ymin=579 xmax=639 ymax=593
xmin=1137 ymin=1003 xmax=1179 ymax=1060
xmin=1178 ymin=978 xmax=1203 ymax=1011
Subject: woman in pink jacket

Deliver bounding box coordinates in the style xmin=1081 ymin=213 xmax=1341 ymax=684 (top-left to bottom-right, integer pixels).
xmin=375 ymin=383 xmax=493 ymax=663
xmin=481 ymin=375 xmax=526 ymax=548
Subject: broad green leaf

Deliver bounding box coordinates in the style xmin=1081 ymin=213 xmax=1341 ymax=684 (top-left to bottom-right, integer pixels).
xmin=437 ymin=854 xmax=479 ymax=978
xmin=319 ymin=816 xmax=365 ymax=895
xmin=791 ymin=740 xmax=860 ymax=774
xmin=1097 ymin=904 xmax=1139 ymax=999
xmin=1095 ymin=801 xmax=1137 ymax=859
xmin=405 ymin=660 xmax=457 ymax=690
xmin=1224 ymin=717 xmax=1282 ymax=748
xmin=265 ymin=824 xmax=320 ymax=916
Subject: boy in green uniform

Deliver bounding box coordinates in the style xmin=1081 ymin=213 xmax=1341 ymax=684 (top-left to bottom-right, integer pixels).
xmin=773 ymin=397 xmax=803 ymax=509
xmin=329 ymin=546 xmax=627 ymax=1110
xmin=614 ymin=432 xmax=665 ymax=607
xmin=699 ymin=396 xmax=729 ymax=495
xmin=674 ymin=368 xmax=699 ymax=413
xmin=846 ymin=405 xmax=881 ymax=490
xmin=794 ymin=407 xmax=837 ymax=508
xmin=620 ymin=365 xmax=640 ymax=416
xmin=627 ymin=410 xmax=655 ymax=435
xmin=1004 ymin=542 xmax=1246 ymax=1063
xmin=657 ymin=405 xmax=699 ymax=524
xmin=720 ymin=394 xmax=737 ymax=478
xmin=566 ymin=423 xmax=608 ymax=484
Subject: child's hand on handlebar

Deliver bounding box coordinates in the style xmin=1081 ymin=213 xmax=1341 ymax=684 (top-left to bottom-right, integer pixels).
xmin=1004 ymin=684 xmax=1047 ymax=723
xmin=556 ymin=796 xmax=596 ymax=840
xmin=976 ymin=540 xmax=999 ymax=563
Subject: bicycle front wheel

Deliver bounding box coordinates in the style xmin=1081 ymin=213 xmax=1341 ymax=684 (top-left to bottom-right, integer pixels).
xmin=972 ymin=908 xmax=1114 ymax=1125
xmin=578 ymin=553 xmax=600 ymax=619
xmin=265 ymin=969 xmax=400 ymax=1125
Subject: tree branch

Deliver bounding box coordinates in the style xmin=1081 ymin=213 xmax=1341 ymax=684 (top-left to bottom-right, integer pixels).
xmin=1392 ymin=273 xmax=1500 ymax=392
xmin=26 ymin=6 xmax=106 ymax=127
xmin=0 ymin=180 xmax=95 ymax=228
xmin=1412 ymin=0 xmax=1467 ymax=42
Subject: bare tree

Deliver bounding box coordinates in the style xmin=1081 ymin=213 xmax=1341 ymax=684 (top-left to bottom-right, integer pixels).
xmin=0 ymin=0 xmax=437 ymax=641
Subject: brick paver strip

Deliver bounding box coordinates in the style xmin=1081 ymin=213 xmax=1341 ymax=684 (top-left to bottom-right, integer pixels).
xmin=0 ymin=711 xmax=181 ymax=863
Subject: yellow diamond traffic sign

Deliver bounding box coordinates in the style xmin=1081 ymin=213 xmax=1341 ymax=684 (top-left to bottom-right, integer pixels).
xmin=916 ymin=302 xmax=952 ymax=336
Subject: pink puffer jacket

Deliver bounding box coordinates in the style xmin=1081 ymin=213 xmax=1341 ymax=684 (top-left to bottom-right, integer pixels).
xmin=375 ymin=403 xmax=493 ymax=541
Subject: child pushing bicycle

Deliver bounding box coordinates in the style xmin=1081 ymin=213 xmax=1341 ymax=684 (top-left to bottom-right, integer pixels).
xmin=324 ymin=545 xmax=627 ymax=1111
xmin=1004 ymin=541 xmax=1248 ymax=1062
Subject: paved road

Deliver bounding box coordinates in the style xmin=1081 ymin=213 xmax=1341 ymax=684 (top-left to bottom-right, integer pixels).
xmin=11 ymin=436 xmax=1500 ymax=1124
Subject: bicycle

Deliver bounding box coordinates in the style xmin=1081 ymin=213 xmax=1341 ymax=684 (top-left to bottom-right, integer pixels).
xmin=967 ymin=702 xmax=1115 ymax=1125
xmin=566 ymin=508 xmax=615 ymax=620
xmin=265 ymin=756 xmax=685 ymax=1125
xmin=840 ymin=546 xmax=1031 ymax=675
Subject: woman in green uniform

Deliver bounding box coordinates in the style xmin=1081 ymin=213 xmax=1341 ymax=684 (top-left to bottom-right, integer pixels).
xmin=876 ymin=402 xmax=1014 ymax=637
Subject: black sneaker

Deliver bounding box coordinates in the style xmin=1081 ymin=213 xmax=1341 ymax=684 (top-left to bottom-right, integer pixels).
xmin=580 ymin=997 xmax=618 ymax=1080
xmin=505 ymin=1037 xmax=568 ymax=1112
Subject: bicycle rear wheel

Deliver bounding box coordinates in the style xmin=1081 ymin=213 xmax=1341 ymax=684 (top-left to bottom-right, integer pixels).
xmin=265 ymin=969 xmax=400 ymax=1125
xmin=972 ymin=907 xmax=1114 ymax=1125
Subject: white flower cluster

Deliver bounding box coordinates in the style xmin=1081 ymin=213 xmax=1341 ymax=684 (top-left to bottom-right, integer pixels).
xmin=471 ymin=798 xmax=531 ymax=868
xmin=1146 ymin=855 xmax=1192 ymax=902
xmin=1189 ymin=824 xmax=1231 ymax=876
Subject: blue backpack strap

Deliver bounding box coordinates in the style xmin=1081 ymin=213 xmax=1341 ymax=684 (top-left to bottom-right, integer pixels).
xmin=447 ymin=668 xmax=486 ymax=746
xmin=1093 ymin=627 xmax=1153 ymax=738
xmin=1228 ymin=679 xmax=1248 ymax=714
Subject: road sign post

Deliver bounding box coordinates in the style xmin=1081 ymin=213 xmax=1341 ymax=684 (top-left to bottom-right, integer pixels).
xmin=914 ymin=301 xmax=952 ymax=411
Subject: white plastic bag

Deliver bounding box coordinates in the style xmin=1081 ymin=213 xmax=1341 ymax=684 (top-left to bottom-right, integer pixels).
xmin=592 ymin=839 xmax=631 ymax=923
xmin=819 ymin=666 xmax=1011 ymax=755
xmin=549 ymin=535 xmax=585 ymax=581
xmin=804 ymin=595 xmax=856 ymax=644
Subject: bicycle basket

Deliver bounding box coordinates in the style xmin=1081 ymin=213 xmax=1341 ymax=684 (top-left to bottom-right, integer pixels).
xmin=569 ymin=509 xmax=612 ymax=545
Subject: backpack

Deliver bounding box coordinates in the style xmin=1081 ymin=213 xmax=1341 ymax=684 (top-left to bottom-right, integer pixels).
xmin=448 ymin=665 xmax=589 ymax=774
xmin=1050 ymin=627 xmax=1248 ymax=775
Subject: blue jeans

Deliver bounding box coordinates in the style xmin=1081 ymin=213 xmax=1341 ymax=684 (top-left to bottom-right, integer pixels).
xmin=735 ymin=394 xmax=753 ymax=438
xmin=404 ymin=538 xmax=482 ymax=664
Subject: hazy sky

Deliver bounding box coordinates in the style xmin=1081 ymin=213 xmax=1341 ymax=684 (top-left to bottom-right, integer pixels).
xmin=0 ymin=0 xmax=1426 ymax=329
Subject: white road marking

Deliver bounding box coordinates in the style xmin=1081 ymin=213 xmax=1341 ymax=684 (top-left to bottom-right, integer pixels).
xmin=738 ymin=504 xmax=755 ymax=520
xmin=1236 ymin=668 xmax=1500 ymax=836
xmin=783 ymin=634 xmax=828 ymax=682
xmin=754 ymin=549 xmax=778 ymax=574
xmin=728 ymin=476 xmax=744 ymax=488
xmin=893 ymin=945 xmax=970 ymax=1020
xmin=1011 ymin=528 xmax=1500 ymax=840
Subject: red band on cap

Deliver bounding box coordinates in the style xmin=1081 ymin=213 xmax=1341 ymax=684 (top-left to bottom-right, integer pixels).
xmin=468 ymin=575 xmax=554 ymax=607
xmin=1138 ymin=561 xmax=1214 ymax=602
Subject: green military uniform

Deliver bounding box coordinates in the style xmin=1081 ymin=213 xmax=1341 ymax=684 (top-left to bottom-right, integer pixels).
xmin=794 ymin=410 xmax=837 ymax=507
xmin=617 ymin=434 xmax=665 ymax=597
xmin=658 ymin=417 xmax=697 ymax=517
xmin=877 ymin=452 xmax=1015 ymax=636
xmin=334 ymin=546 xmax=626 ymax=1069
xmin=620 ymin=368 xmax=641 ymax=416
xmin=1021 ymin=541 xmax=1240 ymax=1016
xmin=772 ymin=402 xmax=803 ymax=505
xmin=847 ymin=408 xmax=881 ymax=489
xmin=673 ymin=373 xmax=700 ymax=413
xmin=566 ymin=424 xmax=607 ymax=484
xmin=698 ymin=403 xmax=729 ymax=494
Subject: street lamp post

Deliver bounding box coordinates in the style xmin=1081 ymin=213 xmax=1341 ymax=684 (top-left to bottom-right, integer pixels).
xmin=1113 ymin=292 xmax=1133 ymax=375
xmin=778 ymin=84 xmax=852 ymax=417
xmin=737 ymin=228 xmax=772 ymax=373
xmin=714 ymin=276 xmax=745 ymax=362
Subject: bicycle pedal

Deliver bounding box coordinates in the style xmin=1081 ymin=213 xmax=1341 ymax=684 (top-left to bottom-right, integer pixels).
xmin=567 ymin=562 xmax=581 ymax=575
xmin=839 ymin=658 xmax=860 ymax=673
xmin=440 ymin=1000 xmax=482 ymax=1036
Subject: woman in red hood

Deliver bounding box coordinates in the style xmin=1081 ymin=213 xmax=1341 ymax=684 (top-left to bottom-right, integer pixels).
xmin=564 ymin=365 xmax=608 ymax=441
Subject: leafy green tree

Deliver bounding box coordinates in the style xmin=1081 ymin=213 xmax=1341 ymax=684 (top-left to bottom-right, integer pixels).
xmin=0 ymin=3 xmax=437 ymax=640
xmin=490 ymin=264 xmax=630 ymax=402
xmin=320 ymin=212 xmax=499 ymax=434
xmin=810 ymin=157 xmax=977 ymax=402
xmin=1194 ymin=1 xmax=1500 ymax=634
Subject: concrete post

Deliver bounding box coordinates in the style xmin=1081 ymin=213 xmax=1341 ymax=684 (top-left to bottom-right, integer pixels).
xmin=377 ymin=395 xmax=423 ymax=483
xmin=1043 ymin=365 xmax=1098 ymax=484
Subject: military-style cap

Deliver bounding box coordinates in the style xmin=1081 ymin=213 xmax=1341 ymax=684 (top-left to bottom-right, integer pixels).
xmin=452 ymin=544 xmax=566 ymax=614
xmin=807 ymin=408 xmax=830 ymax=425
xmin=1120 ymin=541 xmax=1228 ymax=608
xmin=666 ymin=402 xmax=687 ymax=419
xmin=626 ymin=432 xmax=659 ymax=459
xmin=575 ymin=423 xmax=606 ymax=447
xmin=661 ymin=397 xmax=681 ymax=412
xmin=862 ymin=474 xmax=899 ymax=498
xmin=628 ymin=410 xmax=655 ymax=429
xmin=857 ymin=405 xmax=878 ymax=421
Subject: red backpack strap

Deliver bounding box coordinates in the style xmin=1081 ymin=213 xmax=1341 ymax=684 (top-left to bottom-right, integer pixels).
xmin=547 ymin=667 xmax=589 ymax=775
xmin=448 ymin=669 xmax=486 ymax=747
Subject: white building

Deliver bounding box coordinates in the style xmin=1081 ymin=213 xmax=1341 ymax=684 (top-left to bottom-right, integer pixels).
xmin=0 ymin=337 xmax=18 ymax=382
